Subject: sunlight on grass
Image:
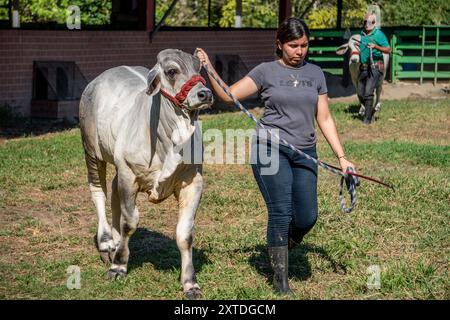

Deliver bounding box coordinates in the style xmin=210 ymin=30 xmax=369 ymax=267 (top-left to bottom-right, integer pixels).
xmin=0 ymin=99 xmax=449 ymax=299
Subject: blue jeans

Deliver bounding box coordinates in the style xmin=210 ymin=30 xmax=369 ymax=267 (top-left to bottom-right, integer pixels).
xmin=251 ymin=140 xmax=318 ymax=247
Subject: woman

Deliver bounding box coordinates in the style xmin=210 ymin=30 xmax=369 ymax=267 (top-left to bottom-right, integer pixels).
xmin=196 ymin=18 xmax=356 ymax=295
xmin=357 ymin=11 xmax=391 ymax=124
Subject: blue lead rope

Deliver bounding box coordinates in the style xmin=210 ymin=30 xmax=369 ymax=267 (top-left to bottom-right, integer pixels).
xmin=201 ymin=63 xmax=360 ymax=213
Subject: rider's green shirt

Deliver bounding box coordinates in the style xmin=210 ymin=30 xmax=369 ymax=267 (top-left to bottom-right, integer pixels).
xmin=360 ymin=28 xmax=390 ymax=64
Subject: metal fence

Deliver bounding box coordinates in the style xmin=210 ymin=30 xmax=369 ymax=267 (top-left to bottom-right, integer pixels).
xmin=307 ymin=26 xmax=450 ymax=84
xmin=390 ymin=26 xmax=450 ymax=84
xmin=308 ymin=29 xmax=346 ymax=76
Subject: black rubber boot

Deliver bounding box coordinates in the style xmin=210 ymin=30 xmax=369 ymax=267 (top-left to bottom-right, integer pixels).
xmin=268 ymin=246 xmax=293 ymax=295
xmin=288 ymin=224 xmax=304 ymax=250
xmin=363 ymin=100 xmax=375 ymax=124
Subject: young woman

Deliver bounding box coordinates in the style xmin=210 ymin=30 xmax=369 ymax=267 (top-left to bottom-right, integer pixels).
xmin=196 ymin=18 xmax=356 ymax=295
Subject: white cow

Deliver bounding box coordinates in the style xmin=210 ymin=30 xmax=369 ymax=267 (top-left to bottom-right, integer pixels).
xmin=79 ymin=49 xmax=213 ymax=299
xmin=336 ymin=34 xmax=389 ymax=118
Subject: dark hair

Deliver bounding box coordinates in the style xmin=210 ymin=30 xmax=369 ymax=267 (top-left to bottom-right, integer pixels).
xmin=276 ymin=18 xmax=310 ymax=58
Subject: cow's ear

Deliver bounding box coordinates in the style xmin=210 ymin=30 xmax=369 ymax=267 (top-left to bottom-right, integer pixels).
xmin=336 ymin=44 xmax=349 ymax=56
xmin=192 ymin=49 xmax=202 ymax=72
xmin=146 ymin=64 xmax=161 ymax=95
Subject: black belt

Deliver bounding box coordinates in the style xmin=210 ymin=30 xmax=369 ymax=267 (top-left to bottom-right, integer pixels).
xmin=360 ymin=62 xmax=384 ymax=70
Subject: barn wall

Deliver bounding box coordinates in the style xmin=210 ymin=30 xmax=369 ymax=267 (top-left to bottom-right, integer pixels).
xmin=0 ymin=29 xmax=276 ymax=116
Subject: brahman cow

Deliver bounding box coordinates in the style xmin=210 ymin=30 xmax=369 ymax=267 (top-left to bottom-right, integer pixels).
xmin=79 ymin=49 xmax=213 ymax=299
xmin=336 ymin=34 xmax=389 ymax=118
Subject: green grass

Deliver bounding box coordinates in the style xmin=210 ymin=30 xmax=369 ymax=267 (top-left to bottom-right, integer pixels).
xmin=0 ymin=98 xmax=449 ymax=300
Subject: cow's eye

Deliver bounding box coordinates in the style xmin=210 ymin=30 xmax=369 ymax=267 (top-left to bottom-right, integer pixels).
xmin=166 ymin=68 xmax=178 ymax=79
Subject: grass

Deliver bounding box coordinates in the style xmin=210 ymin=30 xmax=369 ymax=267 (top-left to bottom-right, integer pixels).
xmin=0 ymin=98 xmax=448 ymax=300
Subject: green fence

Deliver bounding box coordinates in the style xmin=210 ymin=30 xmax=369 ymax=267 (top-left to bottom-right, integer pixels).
xmin=308 ymin=29 xmax=346 ymax=76
xmin=308 ymin=26 xmax=450 ymax=83
xmin=391 ymin=26 xmax=450 ymax=84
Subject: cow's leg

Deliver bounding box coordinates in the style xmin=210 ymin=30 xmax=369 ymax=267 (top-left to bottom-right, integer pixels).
xmin=111 ymin=173 xmax=121 ymax=250
xmin=357 ymin=85 xmax=366 ymax=116
xmin=86 ymin=156 xmax=116 ymax=264
xmin=107 ymin=169 xmax=139 ymax=280
xmin=374 ymin=84 xmax=382 ymax=112
xmin=174 ymin=171 xmax=203 ymax=299
xmin=356 ymin=68 xmax=367 ymax=116
xmin=358 ymin=103 xmax=366 ymax=116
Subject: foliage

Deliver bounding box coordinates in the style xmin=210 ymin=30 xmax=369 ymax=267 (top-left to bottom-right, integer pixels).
xmin=219 ymin=0 xmax=278 ymax=28
xmin=1 ymin=0 xmax=449 ymax=28
xmin=156 ymin=0 xmax=277 ymax=28
xmin=156 ymin=0 xmax=210 ymax=27
xmin=305 ymin=0 xmax=372 ymax=29
xmin=8 ymin=0 xmax=111 ymax=25
xmin=0 ymin=0 xmax=8 ymax=20
xmin=378 ymin=0 xmax=450 ymax=26
xmin=304 ymin=0 xmax=450 ymax=28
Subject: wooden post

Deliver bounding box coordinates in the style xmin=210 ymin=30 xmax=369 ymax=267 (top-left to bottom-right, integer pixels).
xmin=235 ymin=0 xmax=242 ymax=28
xmin=278 ymin=0 xmax=292 ymax=25
xmin=208 ymin=0 xmax=211 ymax=27
xmin=11 ymin=0 xmax=20 ymax=28
xmin=336 ymin=0 xmax=342 ymax=29
xmin=146 ymin=0 xmax=155 ymax=32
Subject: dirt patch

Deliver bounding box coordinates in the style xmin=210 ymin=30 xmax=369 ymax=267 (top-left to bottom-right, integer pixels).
xmin=329 ymin=81 xmax=450 ymax=104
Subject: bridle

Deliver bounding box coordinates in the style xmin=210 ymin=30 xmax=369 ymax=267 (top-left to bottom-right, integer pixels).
xmin=350 ymin=36 xmax=361 ymax=57
xmin=160 ymin=75 xmax=206 ymax=110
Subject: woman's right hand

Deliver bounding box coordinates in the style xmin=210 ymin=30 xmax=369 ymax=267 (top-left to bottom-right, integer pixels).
xmin=195 ymin=48 xmax=211 ymax=67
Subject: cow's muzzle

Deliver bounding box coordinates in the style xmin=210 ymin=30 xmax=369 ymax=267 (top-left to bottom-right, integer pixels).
xmin=160 ymin=75 xmax=211 ymax=110
xmin=197 ymin=89 xmax=213 ymax=103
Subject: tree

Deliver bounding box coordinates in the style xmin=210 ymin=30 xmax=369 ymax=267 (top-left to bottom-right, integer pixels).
xmin=379 ymin=0 xmax=449 ymax=26
xmin=218 ymin=0 xmax=277 ymax=28
xmin=2 ymin=0 xmax=449 ymax=28
xmin=156 ymin=0 xmax=277 ymax=28
xmin=0 ymin=0 xmax=8 ymax=20
xmin=294 ymin=0 xmax=450 ymax=28
xmin=302 ymin=0 xmax=372 ymax=29
xmin=6 ymin=0 xmax=111 ymax=25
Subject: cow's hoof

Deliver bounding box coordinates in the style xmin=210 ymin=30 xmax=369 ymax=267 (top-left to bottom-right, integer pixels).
xmin=99 ymin=251 xmax=112 ymax=264
xmin=184 ymin=287 xmax=202 ymax=300
xmin=95 ymin=234 xmax=117 ymax=264
xmin=99 ymin=245 xmax=117 ymax=264
xmin=106 ymin=268 xmax=127 ymax=281
xmin=358 ymin=106 xmax=365 ymax=116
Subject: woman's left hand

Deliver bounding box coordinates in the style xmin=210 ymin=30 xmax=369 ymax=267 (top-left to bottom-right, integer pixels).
xmin=339 ymin=157 xmax=356 ymax=173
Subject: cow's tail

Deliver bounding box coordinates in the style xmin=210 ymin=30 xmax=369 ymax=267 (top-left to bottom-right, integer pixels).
xmin=79 ymin=94 xmax=108 ymax=203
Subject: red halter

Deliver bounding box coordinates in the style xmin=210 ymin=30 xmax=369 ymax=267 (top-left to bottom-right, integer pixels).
xmin=160 ymin=75 xmax=206 ymax=109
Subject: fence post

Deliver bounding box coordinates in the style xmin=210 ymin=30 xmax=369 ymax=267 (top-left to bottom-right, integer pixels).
xmin=434 ymin=27 xmax=440 ymax=86
xmin=420 ymin=27 xmax=425 ymax=85
xmin=391 ymin=34 xmax=397 ymax=83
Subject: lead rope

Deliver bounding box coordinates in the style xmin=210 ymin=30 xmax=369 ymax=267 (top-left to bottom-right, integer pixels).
xmin=200 ymin=63 xmax=360 ymax=213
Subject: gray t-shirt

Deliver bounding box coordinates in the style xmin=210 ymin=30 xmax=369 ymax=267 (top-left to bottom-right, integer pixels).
xmin=247 ymin=60 xmax=328 ymax=149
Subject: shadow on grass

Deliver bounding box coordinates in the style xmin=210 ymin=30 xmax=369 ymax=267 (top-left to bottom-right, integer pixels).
xmin=127 ymin=227 xmax=210 ymax=275
xmin=345 ymin=103 xmax=362 ymax=115
xmin=0 ymin=118 xmax=79 ymax=139
xmin=345 ymin=103 xmax=383 ymax=123
xmin=243 ymin=243 xmax=347 ymax=283
xmin=344 ymin=103 xmax=376 ymax=122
